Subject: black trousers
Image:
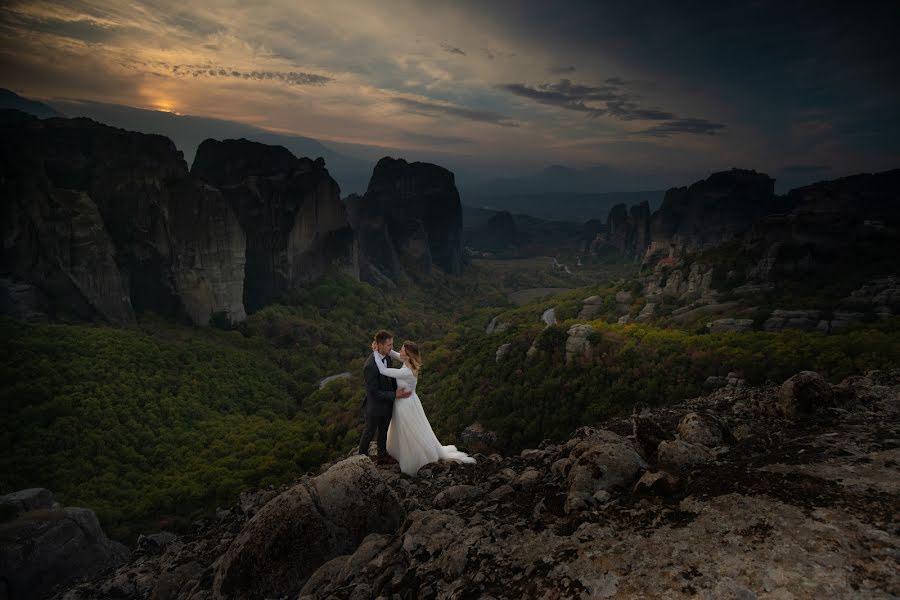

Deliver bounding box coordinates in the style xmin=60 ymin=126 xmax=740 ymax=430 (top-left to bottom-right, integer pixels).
xmin=358 ymin=413 xmax=392 ymax=457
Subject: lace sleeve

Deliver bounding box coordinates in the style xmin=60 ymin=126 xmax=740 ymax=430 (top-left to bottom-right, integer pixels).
xmin=373 ymin=351 xmax=405 ymax=379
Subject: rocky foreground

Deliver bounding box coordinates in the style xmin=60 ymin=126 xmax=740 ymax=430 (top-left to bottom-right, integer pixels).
xmin=34 ymin=370 xmax=900 ymax=599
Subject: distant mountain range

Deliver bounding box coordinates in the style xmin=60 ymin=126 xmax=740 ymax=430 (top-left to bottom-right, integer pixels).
xmin=461 ymin=190 xmax=665 ymax=222
xmin=44 ymin=98 xmax=376 ymax=195
xmin=0 ymin=88 xmax=63 ymax=119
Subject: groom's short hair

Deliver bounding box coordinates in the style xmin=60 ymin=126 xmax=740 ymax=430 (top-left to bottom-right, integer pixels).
xmin=374 ymin=330 xmax=394 ymax=344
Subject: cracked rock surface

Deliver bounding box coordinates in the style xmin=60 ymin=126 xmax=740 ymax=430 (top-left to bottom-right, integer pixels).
xmin=53 ymin=369 xmax=899 ymax=599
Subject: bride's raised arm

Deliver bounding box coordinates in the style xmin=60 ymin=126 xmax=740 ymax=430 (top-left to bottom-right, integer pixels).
xmin=373 ymin=351 xmax=405 ymax=379
xmin=389 ymin=349 xmax=402 ymax=361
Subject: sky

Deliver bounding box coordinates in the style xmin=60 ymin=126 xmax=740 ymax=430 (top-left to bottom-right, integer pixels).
xmin=1 ymin=0 xmax=899 ymax=190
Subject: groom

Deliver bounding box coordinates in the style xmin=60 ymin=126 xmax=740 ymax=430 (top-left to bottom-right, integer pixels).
xmin=358 ymin=330 xmax=411 ymax=464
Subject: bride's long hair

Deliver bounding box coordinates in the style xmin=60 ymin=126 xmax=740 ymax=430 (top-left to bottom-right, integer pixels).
xmin=403 ymin=341 xmax=422 ymax=375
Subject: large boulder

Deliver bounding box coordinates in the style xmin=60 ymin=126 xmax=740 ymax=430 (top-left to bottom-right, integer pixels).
xmin=0 ymin=487 xmax=54 ymax=515
xmin=495 ymin=343 xmax=512 ymax=363
xmin=676 ymin=412 xmax=732 ymax=447
xmin=485 ymin=315 xmax=509 ymax=334
xmin=0 ymin=493 xmax=129 ymax=600
xmin=657 ymin=439 xmax=715 ymax=472
xmin=212 ymin=455 xmax=404 ymax=599
xmin=779 ymin=371 xmax=834 ymax=416
xmin=565 ymin=324 xmax=595 ymax=364
xmin=577 ymin=295 xmax=606 ymax=320
xmin=559 ymin=429 xmax=647 ymax=513
xmin=460 ymin=422 xmax=499 ymax=448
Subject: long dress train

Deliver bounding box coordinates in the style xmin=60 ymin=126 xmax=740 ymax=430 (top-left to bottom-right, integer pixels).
xmin=374 ymin=350 xmax=477 ymax=476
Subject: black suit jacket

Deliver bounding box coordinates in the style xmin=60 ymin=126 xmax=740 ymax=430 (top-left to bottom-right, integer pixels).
xmin=361 ymin=354 xmax=398 ymax=417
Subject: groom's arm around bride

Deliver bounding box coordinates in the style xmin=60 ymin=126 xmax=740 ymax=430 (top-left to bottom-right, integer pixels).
xmin=358 ymin=330 xmax=410 ymax=460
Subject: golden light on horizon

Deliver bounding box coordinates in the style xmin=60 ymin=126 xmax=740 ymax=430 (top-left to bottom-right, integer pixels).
xmin=149 ymin=96 xmax=178 ymax=114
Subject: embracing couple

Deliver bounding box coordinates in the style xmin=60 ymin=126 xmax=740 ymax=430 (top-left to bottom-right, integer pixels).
xmin=358 ymin=330 xmax=476 ymax=476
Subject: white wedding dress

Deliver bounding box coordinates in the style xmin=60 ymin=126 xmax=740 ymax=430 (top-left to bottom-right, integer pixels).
xmin=375 ymin=350 xmax=476 ymax=476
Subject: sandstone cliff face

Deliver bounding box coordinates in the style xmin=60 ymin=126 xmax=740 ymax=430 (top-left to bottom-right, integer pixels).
xmin=1 ymin=109 xmax=170 ymax=323
xmin=645 ymin=168 xmax=778 ymax=260
xmin=596 ymin=200 xmax=650 ymax=260
xmin=617 ymin=168 xmax=900 ymax=328
xmin=0 ymin=110 xmax=357 ymax=325
xmin=169 ymin=181 xmax=247 ymax=324
xmin=348 ymin=157 xmax=463 ymax=285
xmin=743 ymin=169 xmax=900 ymax=281
xmin=192 ymin=139 xmax=357 ymax=313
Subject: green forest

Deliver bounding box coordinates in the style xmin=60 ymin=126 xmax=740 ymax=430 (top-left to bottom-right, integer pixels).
xmin=3 ymin=269 xmax=899 ymax=542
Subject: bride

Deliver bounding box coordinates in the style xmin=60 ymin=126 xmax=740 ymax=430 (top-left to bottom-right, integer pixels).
xmin=371 ymin=340 xmax=477 ymax=476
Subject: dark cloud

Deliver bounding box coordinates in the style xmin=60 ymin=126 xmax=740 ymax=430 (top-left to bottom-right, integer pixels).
xmin=779 ymin=164 xmax=832 ymax=174
xmin=1 ymin=12 xmax=123 ymax=44
xmin=498 ymin=79 xmax=619 ymax=115
xmin=549 ymin=65 xmax=576 ymax=74
xmin=637 ymin=118 xmax=727 ymax=137
xmin=606 ymin=99 xmax=674 ymax=121
xmin=166 ymin=13 xmax=223 ymax=36
xmin=501 ymin=78 xmax=726 ymax=135
xmin=392 ymin=97 xmax=519 ymax=127
xmin=170 ymin=64 xmax=332 ymax=85
xmin=402 ymin=130 xmax=473 ymax=145
xmin=440 ymin=41 xmax=466 ymax=55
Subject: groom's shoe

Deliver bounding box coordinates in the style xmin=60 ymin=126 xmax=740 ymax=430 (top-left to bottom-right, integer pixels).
xmin=382 ymin=454 xmax=399 ymax=465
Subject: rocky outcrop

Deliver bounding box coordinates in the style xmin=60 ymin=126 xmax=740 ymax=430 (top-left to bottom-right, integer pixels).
xmin=460 ymin=422 xmax=499 ymax=450
xmin=576 ymin=294 xmax=605 ymax=320
xmin=318 ymin=372 xmax=351 ymax=389
xmin=540 ymin=307 xmax=557 ymax=327
xmin=707 ymin=317 xmax=755 ymax=333
xmin=644 ymin=260 xmax=716 ymax=303
xmin=600 ymin=201 xmax=651 ymax=260
xmin=54 ymin=369 xmax=900 ymax=599
xmin=485 ymin=315 xmax=509 ymax=334
xmin=212 ymin=455 xmax=404 ymax=598
xmin=565 ymin=323 xmax=596 ymax=364
xmin=779 ymin=370 xmax=835 ymax=417
xmin=347 ymin=157 xmax=463 ymax=285
xmin=645 ymin=168 xmax=778 ymax=260
xmin=588 ymin=201 xmax=651 ymax=261
xmin=844 ymin=276 xmax=899 ymax=320
xmin=0 ymin=488 xmax=129 ymax=600
xmin=705 ymin=170 xmax=899 ymax=301
xmin=192 ymin=139 xmax=357 ymax=313
xmin=763 ymin=309 xmax=822 ymax=331
xmin=556 ymin=428 xmax=647 ymax=513
xmin=676 ymin=412 xmax=733 ymax=447
xmin=0 ymin=110 xmax=358 ymax=326
xmin=168 ymin=181 xmax=248 ymax=324
xmin=495 ymin=342 xmax=512 ymax=363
